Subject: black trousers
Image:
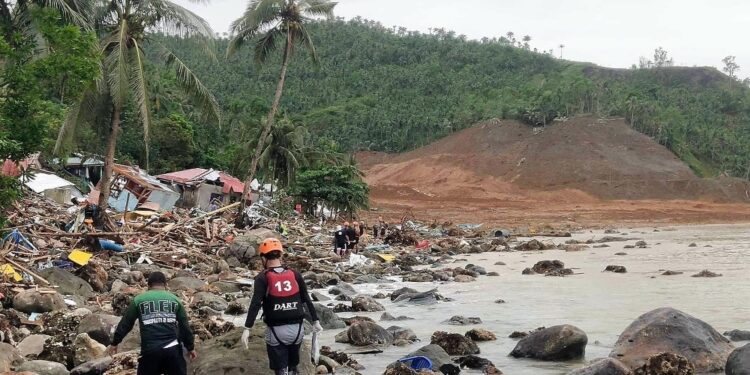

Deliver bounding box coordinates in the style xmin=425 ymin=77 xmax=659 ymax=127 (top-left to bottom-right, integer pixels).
xmin=137 ymin=346 xmax=186 ymax=375
xmin=267 ymin=343 xmax=301 ymax=372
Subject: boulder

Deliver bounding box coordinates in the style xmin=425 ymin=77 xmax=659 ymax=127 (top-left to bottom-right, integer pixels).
xmin=209 ymin=281 xmax=241 ymax=294
xmin=431 ymin=331 xmax=479 ymax=355
xmin=311 ymin=292 xmax=330 ymax=302
xmin=726 ymin=330 xmax=750 ymax=342
xmin=167 ymin=276 xmax=206 ymax=291
xmin=445 ymin=316 xmax=482 ymax=325
xmin=351 ymin=295 xmax=385 ymax=312
xmin=226 ymin=228 xmax=279 ymax=260
xmin=632 ymin=352 xmax=694 ymax=374
xmin=77 ymin=313 xmax=140 ymax=350
xmin=78 ymin=262 xmax=108 ymax=293
xmin=567 ymin=358 xmax=631 ymax=375
xmin=39 ymin=267 xmax=94 ymax=298
xmin=692 ymin=270 xmax=722 ymax=278
xmin=189 ymin=326 xmax=314 ymax=375
xmin=13 ymin=290 xmax=66 ymax=313
xmin=398 ymin=344 xmax=452 ymax=372
xmin=604 ymin=265 xmax=627 ymax=273
xmin=18 ymin=360 xmax=70 ymax=375
xmin=116 ymin=270 xmax=145 ymax=285
xmin=193 ymin=292 xmax=228 ymax=311
xmin=328 ymin=283 xmax=357 ymax=298
xmin=726 ymin=343 xmax=750 ymax=375
xmin=305 ymin=304 xmax=345 ymax=329
xmin=390 ymin=287 xmax=418 ymax=301
xmin=70 ymin=357 xmax=113 ymax=375
xmin=510 ymin=325 xmax=588 ymax=361
xmin=353 ymin=275 xmax=392 ymax=284
xmin=381 ymin=313 xmax=413 ymax=321
xmin=224 ymin=301 xmax=247 ymax=315
xmin=17 ymin=334 xmax=51 ymax=357
xmin=347 ymin=321 xmax=393 ymax=347
xmin=0 ymin=343 xmax=23 ymax=372
xmin=662 ymin=271 xmax=683 ymax=276
xmin=386 ymin=326 xmax=417 ymax=342
xmin=454 ymin=275 xmax=475 ymax=283
xmin=73 ymin=333 xmax=106 ymax=366
xmin=384 ymin=363 xmax=417 ymax=375
xmin=455 ymin=355 xmax=495 ymax=371
xmin=392 ymin=289 xmax=439 ymax=305
xmin=532 ymin=260 xmax=567 ymax=274
xmin=516 ymin=239 xmax=555 ymax=251
xmin=609 ymin=307 xmax=733 ymax=372
xmin=465 ymin=328 xmax=497 ymax=341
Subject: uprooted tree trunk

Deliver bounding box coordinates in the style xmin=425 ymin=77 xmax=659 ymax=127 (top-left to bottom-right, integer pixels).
xmin=237 ymin=33 xmax=293 ymax=225
xmin=98 ymin=103 xmax=121 ymax=213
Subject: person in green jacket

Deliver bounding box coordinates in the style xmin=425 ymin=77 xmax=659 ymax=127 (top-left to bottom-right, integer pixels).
xmin=107 ymin=272 xmax=196 ymax=375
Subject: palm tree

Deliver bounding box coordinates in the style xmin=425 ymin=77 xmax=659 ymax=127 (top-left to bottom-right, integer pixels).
xmin=522 ymin=35 xmax=531 ymax=50
xmin=559 ymin=44 xmax=565 ymax=59
xmin=0 ymin=0 xmax=89 ymax=46
xmin=258 ymin=118 xmax=309 ymax=192
xmin=227 ymin=0 xmax=336 ymax=216
xmin=54 ymin=0 xmax=221 ymax=212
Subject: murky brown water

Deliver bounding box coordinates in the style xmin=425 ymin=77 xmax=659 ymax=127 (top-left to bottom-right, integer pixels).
xmin=318 ymin=223 xmax=750 ymax=374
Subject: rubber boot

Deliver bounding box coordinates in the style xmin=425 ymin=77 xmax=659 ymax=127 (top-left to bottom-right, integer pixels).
xmin=288 ymin=367 xmax=299 ymax=375
xmin=274 ymin=369 xmax=288 ymax=375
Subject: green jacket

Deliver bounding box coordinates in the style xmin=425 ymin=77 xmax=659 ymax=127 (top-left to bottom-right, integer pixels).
xmin=111 ymin=289 xmax=194 ymax=353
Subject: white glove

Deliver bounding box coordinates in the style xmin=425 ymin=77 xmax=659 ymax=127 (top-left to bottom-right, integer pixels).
xmin=313 ymin=321 xmax=323 ymax=333
xmin=240 ymin=328 xmax=250 ymax=349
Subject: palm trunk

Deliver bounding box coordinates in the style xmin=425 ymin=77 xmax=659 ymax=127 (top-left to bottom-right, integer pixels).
xmin=238 ymin=33 xmax=293 ymax=220
xmin=98 ymin=103 xmax=121 ymax=212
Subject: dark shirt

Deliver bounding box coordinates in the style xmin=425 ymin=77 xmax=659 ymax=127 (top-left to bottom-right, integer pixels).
xmin=244 ymin=267 xmax=318 ymax=328
xmin=112 ymin=289 xmax=194 ymax=353
xmin=334 ymin=230 xmax=347 ymax=248
xmin=345 ymin=227 xmax=357 ymax=243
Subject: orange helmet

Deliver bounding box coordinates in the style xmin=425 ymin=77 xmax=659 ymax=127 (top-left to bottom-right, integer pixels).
xmin=258 ymin=238 xmax=283 ymax=255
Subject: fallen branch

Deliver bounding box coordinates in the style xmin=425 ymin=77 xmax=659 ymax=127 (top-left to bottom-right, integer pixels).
xmin=2 ymin=256 xmax=50 ymax=285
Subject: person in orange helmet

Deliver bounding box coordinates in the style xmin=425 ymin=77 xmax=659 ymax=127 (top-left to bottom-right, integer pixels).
xmin=241 ymin=238 xmax=321 ymax=375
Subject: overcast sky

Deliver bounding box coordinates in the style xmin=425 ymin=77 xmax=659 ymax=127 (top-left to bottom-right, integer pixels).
xmin=177 ymin=0 xmax=749 ymax=78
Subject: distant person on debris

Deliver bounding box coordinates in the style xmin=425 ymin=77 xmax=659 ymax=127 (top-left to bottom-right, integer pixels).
xmin=108 ymin=272 xmax=196 ymax=375
xmin=349 ymin=221 xmax=362 ymax=253
xmin=242 ymin=238 xmax=322 ymax=375
xmin=344 ymin=221 xmax=357 ymax=253
xmin=373 ymin=216 xmax=388 ymax=239
xmin=333 ymin=225 xmax=347 ymax=257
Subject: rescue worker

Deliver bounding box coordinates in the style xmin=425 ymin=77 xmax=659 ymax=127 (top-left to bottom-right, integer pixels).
xmin=108 ymin=272 xmax=196 ymax=375
xmin=242 ymin=238 xmax=322 ymax=375
xmin=333 ymin=225 xmax=347 ymax=257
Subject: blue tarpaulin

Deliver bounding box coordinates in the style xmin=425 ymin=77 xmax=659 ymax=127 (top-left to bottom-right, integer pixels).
xmin=2 ymin=229 xmax=37 ymax=252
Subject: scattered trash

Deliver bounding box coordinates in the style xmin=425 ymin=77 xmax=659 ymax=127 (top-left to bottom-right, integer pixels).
xmin=67 ymin=250 xmax=93 ymax=266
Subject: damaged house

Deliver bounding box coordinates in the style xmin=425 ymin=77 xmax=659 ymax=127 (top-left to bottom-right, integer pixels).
xmin=156 ymin=168 xmax=251 ymax=210
xmin=91 ymin=164 xmax=180 ymax=212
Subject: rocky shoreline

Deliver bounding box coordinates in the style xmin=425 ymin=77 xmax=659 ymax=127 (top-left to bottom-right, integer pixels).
xmin=1 ymin=194 xmax=749 ymax=375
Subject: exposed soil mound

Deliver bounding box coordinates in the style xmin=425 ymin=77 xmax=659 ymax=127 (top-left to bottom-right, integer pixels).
xmin=362 ymin=116 xmax=750 ymax=203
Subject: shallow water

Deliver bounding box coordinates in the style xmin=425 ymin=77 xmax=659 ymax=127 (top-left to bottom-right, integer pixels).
xmin=317 ymin=223 xmax=750 ymax=374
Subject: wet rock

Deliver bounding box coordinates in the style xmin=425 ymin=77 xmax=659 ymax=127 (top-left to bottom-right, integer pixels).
xmin=635 ymin=241 xmax=648 ymax=248
xmin=531 ymin=260 xmax=567 ymax=275
xmin=486 ymin=272 xmax=499 ymax=277
xmin=454 ymin=275 xmax=476 ymax=283
xmin=353 ymin=275 xmax=391 ymax=284
xmin=78 ymin=263 xmax=108 ymax=293
xmin=193 ymin=292 xmax=228 ymax=311
xmin=329 ymin=283 xmax=357 ymax=298
xmin=111 ymin=291 xmax=133 ymax=316
xmin=593 ymin=244 xmax=611 ymax=248
xmin=516 ymin=239 xmax=555 ymax=251
xmin=70 ymin=357 xmax=113 ymax=375
xmin=188 ymin=326 xmax=314 ymax=375
xmin=344 ymin=316 xmax=375 ymax=326
xmin=40 ymin=267 xmax=94 ymax=298
xmin=495 ymin=299 xmax=506 ymax=304
xmin=466 ymin=264 xmax=487 ymax=275
xmin=431 ymin=331 xmax=480 ymax=355
xmin=725 ymin=329 xmax=750 ymax=342
xmin=624 ymin=245 xmax=635 ymax=249
xmin=307 ymin=304 xmax=345 ymax=329
xmin=77 ymin=314 xmax=140 ymax=350
xmin=351 ymin=295 xmax=385 ymax=312
xmin=465 ymin=328 xmax=497 ymax=341
xmin=18 ymin=334 xmax=51 ymax=357
xmin=110 ymin=279 xmax=127 ymax=293
xmin=334 ymin=330 xmax=350 ymax=344
xmin=445 ymin=316 xmax=482 ymax=325
xmin=691 ymin=270 xmax=722 ymax=278
xmin=566 ymin=357 xmax=631 ymax=375
xmin=0 ymin=342 xmax=23 ymax=371
xmin=386 ymin=326 xmax=418 ymax=343
xmin=392 ymin=289 xmax=439 ymax=305
xmin=224 ymin=300 xmax=247 ymax=315
xmin=381 ymin=313 xmax=413 ymax=321
xmin=73 ymin=333 xmax=106 ymax=366
xmin=311 ymin=292 xmax=330 ymax=302
xmin=615 ymin=252 xmax=628 ymax=256
xmin=726 ymin=343 xmax=750 ymax=374
xmin=455 ymin=355 xmax=495 ymax=371
xmin=116 ymin=270 xmax=145 ymax=286
xmin=167 ymin=276 xmax=206 ymax=291
xmin=604 ymin=265 xmax=627 ymax=273
xmin=510 ymin=325 xmax=588 ymax=361
xmin=225 ymin=228 xmax=278 ymax=260
xmin=335 ymin=294 xmax=352 ymax=302
xmin=13 ymin=290 xmax=66 ymax=313
xmin=662 ymin=271 xmax=683 ymax=276
xmin=18 ymin=360 xmax=70 ymax=375
xmin=632 ymin=352 xmax=694 ymax=375
xmin=209 ymin=281 xmax=241 ymax=293
xmin=383 ymin=362 xmax=417 ymax=375
xmin=347 ymin=321 xmax=393 ymax=347
xmin=372 ymin=292 xmax=387 ymax=299
xmin=561 ymin=244 xmax=590 ymax=252
xmin=333 ymin=304 xmax=353 ymax=313
xmin=688 ymin=243 xmax=697 ymax=247
xmin=609 ymin=307 xmax=733 ymax=372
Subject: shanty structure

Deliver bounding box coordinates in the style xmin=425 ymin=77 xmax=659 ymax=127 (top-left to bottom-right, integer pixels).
xmin=22 ymin=171 xmax=83 ymax=204
xmin=1 ymin=153 xmax=41 ymax=177
xmin=52 ymin=153 xmax=105 ymax=186
xmin=93 ymin=164 xmax=179 ymax=212
xmin=156 ymin=168 xmax=250 ymax=210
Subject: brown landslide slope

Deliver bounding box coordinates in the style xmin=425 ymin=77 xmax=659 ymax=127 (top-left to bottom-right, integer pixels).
xmin=359 ymin=116 xmax=750 ymax=226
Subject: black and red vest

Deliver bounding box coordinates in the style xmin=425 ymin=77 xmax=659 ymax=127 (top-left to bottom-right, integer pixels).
xmin=262 ymin=268 xmax=305 ymax=326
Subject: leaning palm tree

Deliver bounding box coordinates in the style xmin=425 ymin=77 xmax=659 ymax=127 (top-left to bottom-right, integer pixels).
xmin=227 ymin=0 xmax=336 ymax=216
xmin=54 ymin=0 xmax=221 ymax=212
xmin=258 ymin=118 xmax=309 ymax=192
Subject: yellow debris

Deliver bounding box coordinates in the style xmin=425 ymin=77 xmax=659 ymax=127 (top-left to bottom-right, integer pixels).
xmin=68 ymin=249 xmax=94 ymax=266
xmin=0 ymin=264 xmax=22 ymax=282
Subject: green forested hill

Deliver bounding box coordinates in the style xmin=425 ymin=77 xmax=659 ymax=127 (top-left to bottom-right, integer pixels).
xmin=126 ymin=18 xmax=749 ymax=179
